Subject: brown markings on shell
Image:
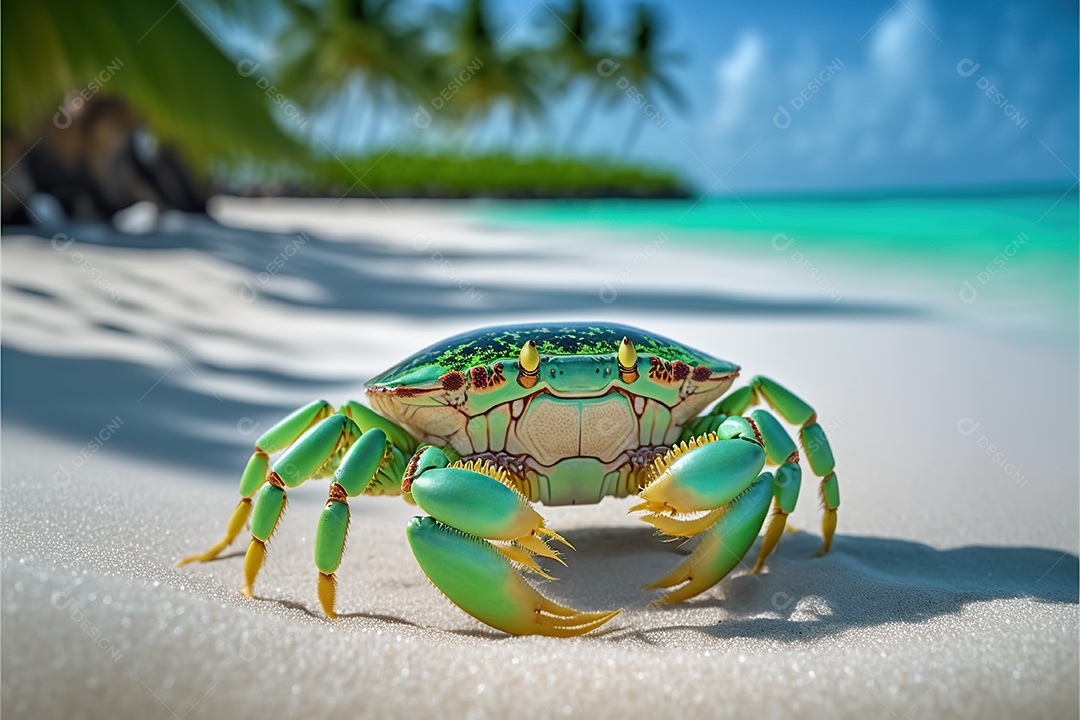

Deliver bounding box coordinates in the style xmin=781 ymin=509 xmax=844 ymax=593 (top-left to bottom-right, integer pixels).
xmin=469 ymin=365 xmax=489 ymax=389
xmin=388 ymin=386 xmax=431 ymax=398
xmin=440 ymin=370 xmax=466 ymax=392
xmin=691 ymin=365 xmax=712 ymax=382
xmin=490 ymin=362 xmax=505 ymax=385
xmin=648 ymin=356 xmax=675 ymax=383
xmin=672 ymin=361 xmax=690 ymax=380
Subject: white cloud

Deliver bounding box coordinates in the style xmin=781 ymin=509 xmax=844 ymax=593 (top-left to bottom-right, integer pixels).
xmin=703 ymin=0 xmax=1075 ymax=190
xmin=712 ymin=32 xmax=768 ymax=136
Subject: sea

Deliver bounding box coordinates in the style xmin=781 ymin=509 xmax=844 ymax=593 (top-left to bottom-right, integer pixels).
xmin=474 ymin=187 xmax=1078 ymax=340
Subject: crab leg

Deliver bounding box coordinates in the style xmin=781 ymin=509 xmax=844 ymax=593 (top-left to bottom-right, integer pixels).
xmin=312 ymin=428 xmax=393 ymax=617
xmin=404 ymin=449 xmax=618 ymax=636
xmin=749 ymin=376 xmax=841 ymax=555
xmin=242 ymin=414 xmax=361 ymax=597
xmin=752 ymin=462 xmax=801 ymax=572
xmin=342 ymin=400 xmax=418 ymax=456
xmin=178 ymin=399 xmax=334 ymax=566
xmin=745 ymin=409 xmax=801 ymax=572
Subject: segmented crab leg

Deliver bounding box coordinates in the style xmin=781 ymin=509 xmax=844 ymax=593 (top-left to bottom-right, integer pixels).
xmin=744 ymin=409 xmax=801 ymax=572
xmin=178 ymin=399 xmax=334 ymax=566
xmin=749 ymin=376 xmax=840 ymax=556
xmin=342 ymin=400 xmax=418 ymax=456
xmin=404 ymin=448 xmax=619 ymax=637
xmin=242 ymin=414 xmax=361 ymax=597
xmin=314 ymin=428 xmax=394 ymax=617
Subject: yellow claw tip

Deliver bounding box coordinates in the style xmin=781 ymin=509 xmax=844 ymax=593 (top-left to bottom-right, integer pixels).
xmin=531 ymin=568 xmax=559 ymax=581
xmin=240 ymin=586 xmax=254 ymax=598
xmin=318 ymin=572 xmax=338 ymax=618
xmin=537 ymin=526 xmax=573 ymax=551
xmin=533 ymin=608 xmax=623 ymax=637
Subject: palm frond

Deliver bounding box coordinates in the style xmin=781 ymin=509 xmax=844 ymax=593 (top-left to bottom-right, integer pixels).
xmin=1 ymin=0 xmax=302 ymax=170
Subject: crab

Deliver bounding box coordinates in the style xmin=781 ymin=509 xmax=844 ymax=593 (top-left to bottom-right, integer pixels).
xmin=178 ymin=323 xmax=839 ymax=636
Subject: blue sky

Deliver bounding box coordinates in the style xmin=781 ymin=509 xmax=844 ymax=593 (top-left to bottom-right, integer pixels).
xmin=221 ymin=0 xmax=1079 ymax=194
xmin=516 ymin=0 xmax=1078 ymax=193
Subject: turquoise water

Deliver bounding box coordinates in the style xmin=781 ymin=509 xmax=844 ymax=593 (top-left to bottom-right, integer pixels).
xmin=474 ymin=188 xmax=1078 ymax=332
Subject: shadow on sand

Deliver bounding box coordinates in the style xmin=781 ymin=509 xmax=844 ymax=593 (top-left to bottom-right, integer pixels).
xmin=3 ymin=218 xmax=924 ymax=474
xmin=535 ymin=526 xmax=1079 ymax=641
xmin=9 ymin=217 xmax=921 ymax=318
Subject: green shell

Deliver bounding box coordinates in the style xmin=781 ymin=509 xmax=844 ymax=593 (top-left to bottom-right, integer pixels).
xmin=366 ymin=322 xmax=738 ymax=388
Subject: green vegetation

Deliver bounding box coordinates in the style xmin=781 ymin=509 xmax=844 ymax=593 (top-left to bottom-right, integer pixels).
xmin=272 ymin=151 xmax=685 ymax=198
xmin=2 ymin=0 xmax=690 ymax=211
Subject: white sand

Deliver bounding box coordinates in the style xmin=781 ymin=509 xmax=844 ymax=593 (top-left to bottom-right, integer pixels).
xmin=2 ymin=198 xmax=1077 ymax=719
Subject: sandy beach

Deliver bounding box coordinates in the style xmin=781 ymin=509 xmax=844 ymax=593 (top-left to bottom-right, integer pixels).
xmin=3 ymin=197 xmax=1077 ymax=719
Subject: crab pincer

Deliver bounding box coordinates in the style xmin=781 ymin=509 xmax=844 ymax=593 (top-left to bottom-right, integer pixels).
xmin=633 ymin=433 xmax=774 ymax=604
xmin=405 ymin=448 xmax=620 ymax=636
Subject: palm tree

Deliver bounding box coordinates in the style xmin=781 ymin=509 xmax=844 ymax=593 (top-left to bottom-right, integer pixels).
xmin=275 ymin=0 xmax=429 ymax=151
xmin=439 ymin=0 xmax=545 ymax=147
xmin=612 ymin=4 xmax=685 ymax=153
xmin=549 ymin=0 xmax=616 ymax=150
xmin=2 ymin=0 xmax=302 ymax=169
xmin=1 ymin=0 xmax=303 ymax=220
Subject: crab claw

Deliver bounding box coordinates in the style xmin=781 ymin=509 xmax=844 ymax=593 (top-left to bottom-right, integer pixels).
xmin=407 ymin=516 xmax=620 ymax=637
xmin=632 ymin=435 xmax=766 ymax=517
xmin=646 ymin=472 xmax=773 ymax=604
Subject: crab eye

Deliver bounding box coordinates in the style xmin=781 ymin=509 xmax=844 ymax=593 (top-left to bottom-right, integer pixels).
xmin=618 ymin=337 xmax=639 ymax=383
xmin=517 ymin=339 xmax=539 ymax=388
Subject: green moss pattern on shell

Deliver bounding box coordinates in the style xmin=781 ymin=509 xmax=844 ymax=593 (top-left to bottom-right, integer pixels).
xmin=367 ymin=323 xmax=737 ymax=387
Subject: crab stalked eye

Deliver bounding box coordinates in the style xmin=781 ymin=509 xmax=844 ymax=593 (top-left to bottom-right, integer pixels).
xmin=517 ymin=339 xmax=540 ymax=388
xmin=618 ymin=337 xmax=639 ymax=383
